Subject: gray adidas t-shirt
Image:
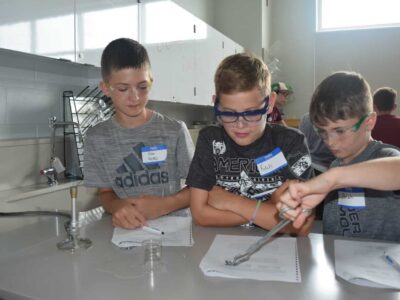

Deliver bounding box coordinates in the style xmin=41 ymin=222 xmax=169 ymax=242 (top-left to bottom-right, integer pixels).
xmin=83 ymin=111 xmax=194 ymax=199
xmin=323 ymin=140 xmax=400 ymax=242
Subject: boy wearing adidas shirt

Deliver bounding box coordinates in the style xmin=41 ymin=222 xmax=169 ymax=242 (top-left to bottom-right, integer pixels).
xmin=84 ymin=38 xmax=194 ymax=229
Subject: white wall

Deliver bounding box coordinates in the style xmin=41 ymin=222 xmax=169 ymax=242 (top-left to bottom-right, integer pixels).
xmin=315 ymin=28 xmax=400 ymax=99
xmin=214 ymin=0 xmax=264 ymax=57
xmin=269 ymin=0 xmax=315 ymax=119
xmin=270 ymin=0 xmax=400 ymax=118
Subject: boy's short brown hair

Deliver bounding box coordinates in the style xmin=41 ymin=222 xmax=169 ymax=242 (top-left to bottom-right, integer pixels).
xmin=101 ymin=38 xmax=151 ymax=81
xmin=373 ymin=87 xmax=397 ymax=112
xmin=310 ymin=71 xmax=373 ymax=126
xmin=214 ymin=53 xmax=270 ymax=98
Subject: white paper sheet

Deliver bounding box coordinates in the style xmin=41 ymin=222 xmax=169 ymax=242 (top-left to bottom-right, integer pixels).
xmin=111 ymin=215 xmax=194 ymax=247
xmin=199 ymin=235 xmax=301 ymax=282
xmin=384 ymin=245 xmax=400 ymax=273
xmin=334 ymin=240 xmax=400 ymax=289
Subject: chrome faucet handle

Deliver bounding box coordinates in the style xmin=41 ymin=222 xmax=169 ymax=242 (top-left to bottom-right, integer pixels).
xmin=40 ymin=167 xmax=58 ymax=186
xmin=48 ymin=116 xmax=57 ymax=128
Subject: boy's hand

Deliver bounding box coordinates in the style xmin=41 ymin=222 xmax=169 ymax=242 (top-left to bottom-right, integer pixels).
xmin=269 ymin=180 xmax=292 ymax=204
xmin=276 ymin=181 xmax=324 ymax=228
xmin=110 ymin=199 xmax=146 ymax=229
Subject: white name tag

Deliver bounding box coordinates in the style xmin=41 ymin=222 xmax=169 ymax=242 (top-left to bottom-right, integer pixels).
xmin=338 ymin=187 xmax=366 ymax=208
xmin=141 ymin=144 xmax=167 ymax=164
xmin=255 ymin=147 xmax=288 ymax=177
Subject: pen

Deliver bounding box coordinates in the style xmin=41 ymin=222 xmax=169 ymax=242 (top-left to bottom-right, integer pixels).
xmin=384 ymin=254 xmax=400 ymax=273
xmin=142 ymin=225 xmax=165 ymax=235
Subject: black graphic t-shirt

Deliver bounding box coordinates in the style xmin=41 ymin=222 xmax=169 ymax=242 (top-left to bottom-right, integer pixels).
xmin=186 ymin=124 xmax=312 ymax=201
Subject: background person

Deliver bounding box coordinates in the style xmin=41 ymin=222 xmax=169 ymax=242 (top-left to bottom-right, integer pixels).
xmin=267 ymin=82 xmax=293 ymax=125
xmin=372 ymin=87 xmax=400 ymax=148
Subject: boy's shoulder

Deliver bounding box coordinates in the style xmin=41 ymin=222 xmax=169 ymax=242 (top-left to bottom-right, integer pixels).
xmin=337 ymin=140 xmax=400 ymax=167
xmin=85 ymin=118 xmax=113 ymax=137
xmin=151 ymin=111 xmax=186 ymax=130
xmin=367 ymin=140 xmax=400 ymax=159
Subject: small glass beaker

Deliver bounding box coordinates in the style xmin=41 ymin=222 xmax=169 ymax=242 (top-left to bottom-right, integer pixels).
xmin=143 ymin=239 xmax=162 ymax=271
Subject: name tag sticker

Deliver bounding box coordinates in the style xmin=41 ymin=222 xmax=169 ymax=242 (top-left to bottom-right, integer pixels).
xmin=338 ymin=187 xmax=366 ymax=208
xmin=141 ymin=144 xmax=167 ymax=164
xmin=255 ymin=147 xmax=288 ymax=177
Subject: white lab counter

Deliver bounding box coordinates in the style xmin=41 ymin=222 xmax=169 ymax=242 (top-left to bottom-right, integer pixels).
xmin=0 ymin=215 xmax=399 ymax=300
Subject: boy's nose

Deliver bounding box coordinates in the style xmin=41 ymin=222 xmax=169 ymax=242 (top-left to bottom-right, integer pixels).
xmin=128 ymin=89 xmax=140 ymax=101
xmin=324 ymin=135 xmax=337 ymax=147
xmin=236 ymin=116 xmax=247 ymax=128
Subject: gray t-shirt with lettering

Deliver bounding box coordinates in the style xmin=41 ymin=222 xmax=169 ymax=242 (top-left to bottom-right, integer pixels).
xmin=323 ymin=140 xmax=400 ymax=242
xmin=83 ymin=111 xmax=194 ymax=198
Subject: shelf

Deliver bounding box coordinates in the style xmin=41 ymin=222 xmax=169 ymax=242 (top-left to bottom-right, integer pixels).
xmin=0 ymin=180 xmax=83 ymax=203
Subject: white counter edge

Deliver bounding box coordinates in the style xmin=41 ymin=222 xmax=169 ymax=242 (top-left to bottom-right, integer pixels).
xmin=0 ymin=180 xmax=83 ymax=203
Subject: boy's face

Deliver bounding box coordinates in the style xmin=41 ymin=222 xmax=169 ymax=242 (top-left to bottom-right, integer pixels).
xmin=100 ymin=66 xmax=152 ymax=124
xmin=315 ymin=113 xmax=376 ymax=164
xmin=276 ymin=92 xmax=289 ymax=108
xmin=216 ymin=87 xmax=275 ymax=146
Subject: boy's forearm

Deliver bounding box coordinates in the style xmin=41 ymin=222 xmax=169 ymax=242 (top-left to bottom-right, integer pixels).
xmin=332 ymin=158 xmax=400 ymax=190
xmin=227 ymin=196 xmax=313 ymax=235
xmin=308 ymin=158 xmax=400 ymax=194
xmin=162 ymin=186 xmax=191 ymax=214
xmin=191 ymin=204 xmax=248 ymax=226
xmin=99 ymin=189 xmax=120 ymax=214
xmin=190 ymin=187 xmax=247 ymax=226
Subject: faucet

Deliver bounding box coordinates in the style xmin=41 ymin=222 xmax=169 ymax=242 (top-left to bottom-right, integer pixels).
xmin=40 ymin=167 xmax=57 ymax=186
xmin=40 ymin=116 xmax=82 ymax=186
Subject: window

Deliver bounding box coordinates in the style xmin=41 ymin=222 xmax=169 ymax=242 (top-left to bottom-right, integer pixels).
xmin=317 ymin=0 xmax=400 ymax=32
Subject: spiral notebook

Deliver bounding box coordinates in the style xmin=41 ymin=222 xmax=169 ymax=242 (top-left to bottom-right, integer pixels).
xmin=200 ymin=235 xmax=301 ymax=282
xmin=335 ymin=240 xmax=400 ymax=289
xmin=111 ymin=211 xmax=193 ymax=247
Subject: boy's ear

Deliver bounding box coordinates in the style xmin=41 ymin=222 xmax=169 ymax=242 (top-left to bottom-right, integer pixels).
xmin=100 ymin=81 xmax=111 ymax=97
xmin=212 ymin=95 xmax=217 ymax=105
xmin=366 ymin=112 xmax=377 ymax=130
xmin=268 ymin=92 xmax=277 ymax=114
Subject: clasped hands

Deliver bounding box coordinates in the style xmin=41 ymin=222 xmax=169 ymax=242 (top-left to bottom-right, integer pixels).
xmin=276 ymin=179 xmax=324 ymax=229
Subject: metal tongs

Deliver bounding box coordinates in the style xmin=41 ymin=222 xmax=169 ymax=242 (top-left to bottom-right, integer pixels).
xmin=225 ymin=207 xmax=312 ymax=266
xmin=225 ymin=218 xmax=291 ymax=266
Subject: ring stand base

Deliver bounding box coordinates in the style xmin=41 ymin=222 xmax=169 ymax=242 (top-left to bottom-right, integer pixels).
xmin=57 ymin=237 xmax=93 ymax=251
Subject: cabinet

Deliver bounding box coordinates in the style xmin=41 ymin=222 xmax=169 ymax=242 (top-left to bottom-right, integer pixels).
xmin=141 ymin=0 xmax=196 ymax=104
xmin=0 ymin=0 xmax=75 ymax=60
xmin=75 ymin=0 xmax=139 ymax=65
xmin=194 ymin=18 xmax=244 ymax=106
xmin=141 ymin=0 xmax=243 ymax=106
xmin=0 ymin=0 xmax=243 ymax=106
